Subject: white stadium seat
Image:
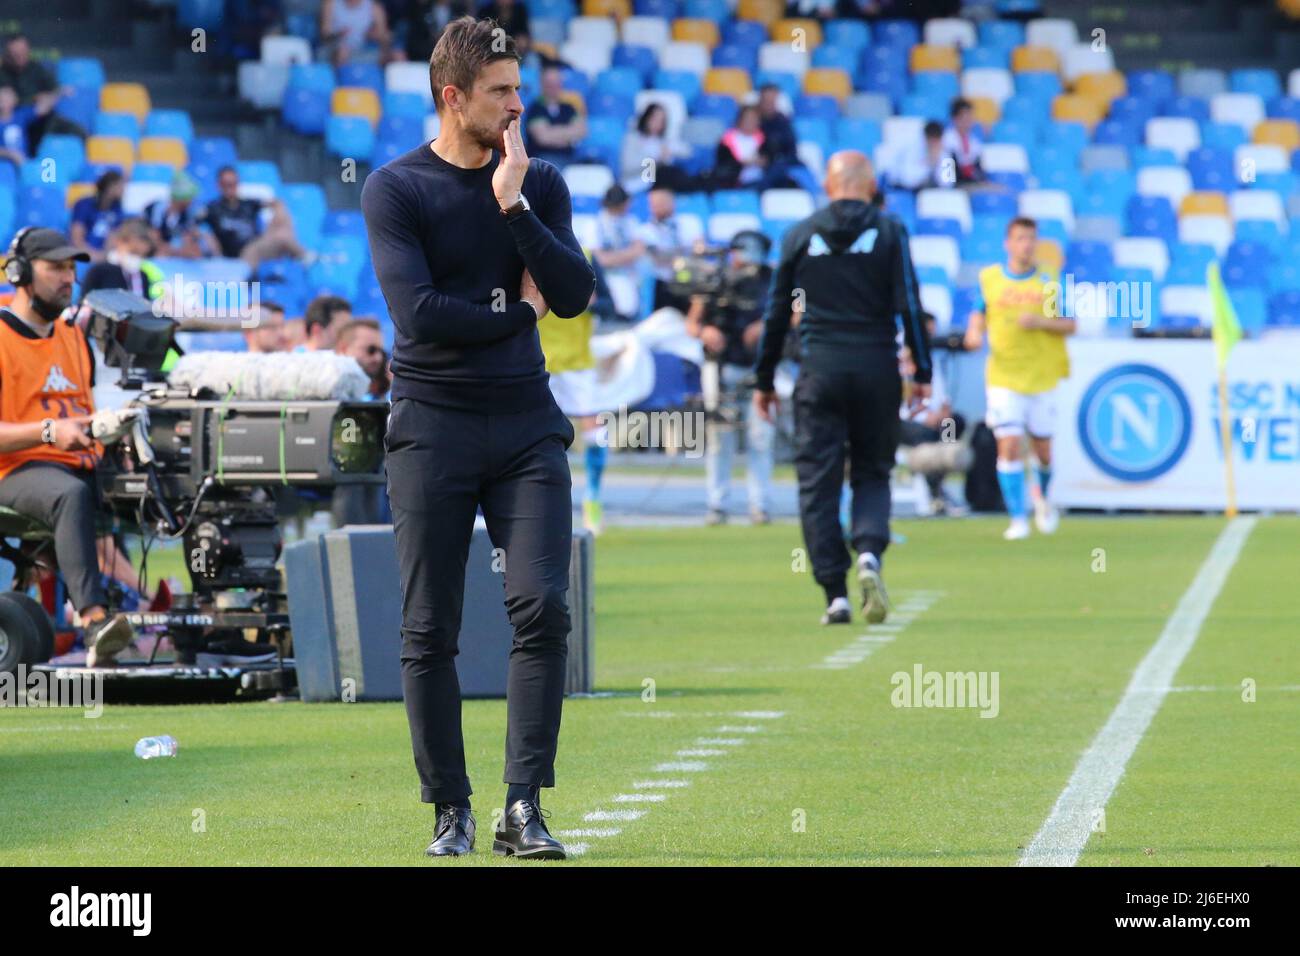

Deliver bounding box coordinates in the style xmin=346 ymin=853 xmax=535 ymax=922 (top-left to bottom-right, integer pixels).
xmin=238 ymin=61 xmax=288 ymax=110
xmin=1113 ymin=237 xmax=1169 ymax=282
xmin=620 ymin=16 xmax=671 ymax=52
xmin=386 ymin=62 xmax=433 ymax=107
xmin=980 ymin=143 xmax=1029 ymax=174
xmin=560 ymin=41 xmax=611 ymax=75
xmin=1061 ymin=44 xmax=1115 ymax=82
xmin=919 ymin=283 xmax=954 ymax=332
xmin=758 ymin=43 xmax=809 ymax=76
xmin=1234 ymin=144 xmax=1288 ymax=176
xmin=1145 ymin=117 xmax=1200 ymax=163
xmin=1025 ymin=18 xmax=1079 ymax=58
xmin=961 ymin=67 xmax=1014 ymax=105
xmin=917 ymin=188 xmax=972 ymax=232
xmin=1210 ymin=93 xmax=1265 ymax=134
xmin=707 ymin=212 xmax=762 ymax=243
xmin=1177 ymin=214 xmax=1233 ymax=256
xmin=261 ymin=35 xmax=312 ymax=66
xmin=1228 ymin=190 xmax=1286 ymax=227
xmin=658 ymin=42 xmax=710 ymax=75
xmin=1136 ymin=166 xmax=1193 ymax=208
xmin=1290 ymin=68 xmax=1300 ymax=99
xmin=923 ymin=18 xmax=977 ymax=48
xmin=1160 ymin=285 xmax=1213 ymax=325
xmin=909 ymin=235 xmax=960 ymax=281
xmin=761 ymin=188 xmax=816 ymax=221
xmin=563 ymin=164 xmax=615 ymax=198
xmin=1019 ymin=189 xmax=1074 ymax=230
xmin=796 ymin=141 xmax=826 ymax=184
xmin=571 ymin=213 xmax=599 ymax=249
xmin=567 ymin=17 xmax=618 ymax=49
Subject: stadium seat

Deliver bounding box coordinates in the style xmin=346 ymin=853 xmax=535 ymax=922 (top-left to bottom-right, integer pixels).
xmin=282 ymin=88 xmax=330 ymax=135
xmin=1229 ymin=189 xmax=1286 ymax=227
xmin=385 ymin=62 xmax=433 ymax=108
xmin=661 ymin=41 xmax=711 ymax=75
xmin=1051 ymin=94 xmax=1103 ymax=129
xmin=57 ymin=57 xmax=106 ymax=91
xmin=1253 ymin=119 xmax=1300 ymax=150
xmin=122 ymin=181 xmax=168 ymax=216
xmin=1025 ymin=18 xmax=1078 ymax=58
xmin=771 ymin=18 xmax=822 ymax=49
xmin=981 ymin=143 xmax=1029 ymax=175
xmin=563 ymin=163 xmax=615 ymax=198
xmin=137 ymin=136 xmax=187 ymax=170
xmin=962 ymin=67 xmax=1014 ymax=105
xmin=1011 ymin=47 xmax=1059 ymax=74
xmin=909 ymin=235 xmax=960 ymax=281
xmin=614 ymin=44 xmax=660 ymax=82
xmin=1062 ymin=45 xmax=1115 ymax=83
xmin=86 ymin=135 xmax=134 ymax=175
xmin=1126 ymin=195 xmax=1177 ymax=241
xmin=1179 ymin=191 xmax=1229 ymax=218
xmin=35 ymin=135 xmax=85 ymax=183
xmin=261 ymin=35 xmax=312 ymax=67
xmin=703 ymin=67 xmax=751 ymax=99
xmin=758 ymin=43 xmax=809 ymax=76
xmin=1137 ymin=165 xmax=1193 ymax=208
xmin=1210 ymin=92 xmax=1265 ymax=133
xmin=804 ymin=69 xmax=852 ymax=101
xmin=583 ymin=0 xmax=631 ymax=16
xmin=621 ymin=17 xmax=671 ymax=51
xmin=331 ymin=88 xmax=381 ymax=126
xmin=760 ymin=188 xmax=814 ymax=221
xmin=1114 ymin=236 xmax=1170 ymax=281
xmin=569 ymin=16 xmax=619 ymax=49
xmin=918 ymin=188 xmax=972 ymax=232
xmin=1079 ymin=144 xmax=1129 ymax=173
xmin=100 ymin=83 xmax=150 ymax=123
xmin=1178 ymin=68 xmax=1227 ymax=99
xmin=1177 ymin=214 xmax=1232 ymax=256
xmin=1145 ymin=116 xmax=1200 ymax=161
xmin=1159 ymin=285 xmax=1212 ymax=325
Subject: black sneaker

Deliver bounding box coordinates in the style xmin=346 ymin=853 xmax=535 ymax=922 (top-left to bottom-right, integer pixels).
xmin=493 ymin=799 xmax=566 ymax=860
xmin=85 ymin=614 xmax=134 ymax=668
xmin=820 ymin=597 xmax=851 ymax=625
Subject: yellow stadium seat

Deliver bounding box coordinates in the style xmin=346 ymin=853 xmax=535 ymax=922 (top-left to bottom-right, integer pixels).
xmin=1011 ymin=45 xmax=1059 ymax=73
xmin=771 ymin=18 xmax=822 ymax=50
xmin=86 ymin=135 xmax=134 ymax=174
xmin=1253 ymin=119 xmax=1300 ymax=150
xmin=909 ymin=44 xmax=960 ymax=73
xmin=1075 ymin=71 xmax=1126 ymax=107
xmin=737 ymin=0 xmax=783 ymax=25
xmin=1035 ymin=238 xmax=1063 ymax=275
xmin=582 ymin=0 xmax=631 ymax=16
xmin=1180 ymin=192 xmax=1229 ymax=217
xmin=331 ymin=87 xmax=381 ymax=125
xmin=704 ymin=67 xmax=752 ymax=100
xmin=672 ymin=18 xmax=720 ymax=47
xmin=137 ymin=136 xmax=188 ymax=170
xmin=100 ymin=83 xmax=151 ymax=124
xmin=803 ymin=68 xmax=852 ymax=101
xmin=969 ymin=96 xmax=1001 ymax=125
xmin=1051 ymin=94 xmax=1103 ymax=128
xmin=65 ymin=182 xmax=95 ymax=209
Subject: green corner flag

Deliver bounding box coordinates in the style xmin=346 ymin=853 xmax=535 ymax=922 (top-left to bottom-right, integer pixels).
xmin=1207 ymin=261 xmax=1242 ymax=370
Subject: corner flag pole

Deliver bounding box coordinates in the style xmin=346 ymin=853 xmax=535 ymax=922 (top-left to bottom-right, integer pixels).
xmin=1216 ymin=361 xmax=1237 ymax=519
xmin=1207 ymin=262 xmax=1241 ymax=519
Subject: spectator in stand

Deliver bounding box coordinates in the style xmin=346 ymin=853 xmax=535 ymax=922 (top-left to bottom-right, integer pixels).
xmin=319 ymin=0 xmax=404 ymax=66
xmin=243 ymin=300 xmax=288 ymax=353
xmin=638 ymin=187 xmax=699 ymax=312
xmin=0 ymin=33 xmax=84 ymax=151
xmin=621 ymin=102 xmax=694 ymax=192
xmin=891 ymin=120 xmax=954 ymax=191
xmin=77 ymin=219 xmax=166 ymax=302
xmin=0 ymin=84 xmax=34 ymax=168
xmin=786 ymin=0 xmax=838 ymax=19
xmin=302 ymin=294 xmax=352 ymax=351
xmin=282 ymin=314 xmax=309 ymax=350
xmin=524 ymin=67 xmax=587 ymax=168
xmin=70 ymin=170 xmax=125 ymax=258
xmin=942 ymin=97 xmax=986 ymax=185
xmin=756 ymin=84 xmax=803 ymax=189
xmin=593 ymin=184 xmax=646 ymax=320
xmin=714 ymin=105 xmax=769 ymax=188
xmin=334 ymin=316 xmax=391 ymax=399
xmin=142 ymin=171 xmax=217 ymax=259
xmin=200 ymin=165 xmax=311 ymax=272
xmin=403 ymin=0 xmax=472 ymax=62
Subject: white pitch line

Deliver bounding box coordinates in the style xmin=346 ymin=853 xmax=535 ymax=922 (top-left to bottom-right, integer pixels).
xmin=565 ymin=842 xmax=590 ymax=856
xmin=676 ymin=748 xmax=726 ymax=756
xmin=584 ymin=809 xmax=647 ymax=822
xmin=632 ymin=779 xmax=691 ymax=788
xmin=696 ymin=737 xmax=745 ymax=745
xmin=1018 ymin=517 xmax=1257 ymax=868
xmin=613 ymin=793 xmax=666 ymax=803
xmin=715 ymin=725 xmax=762 ymax=733
xmin=556 ymin=828 xmax=622 ymax=838
xmin=734 ymin=710 xmax=785 ymax=719
xmin=653 ymin=761 xmax=709 ymax=772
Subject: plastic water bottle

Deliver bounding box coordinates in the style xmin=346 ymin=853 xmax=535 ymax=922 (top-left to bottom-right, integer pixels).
xmin=134 ymin=735 xmax=179 ymax=759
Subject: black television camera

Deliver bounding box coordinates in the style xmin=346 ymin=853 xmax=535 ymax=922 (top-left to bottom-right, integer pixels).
xmin=82 ymin=290 xmax=388 ymax=665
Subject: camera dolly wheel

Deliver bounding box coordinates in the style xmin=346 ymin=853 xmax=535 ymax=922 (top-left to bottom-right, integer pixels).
xmin=0 ymin=595 xmax=42 ymax=674
xmin=0 ymin=592 xmax=55 ymax=664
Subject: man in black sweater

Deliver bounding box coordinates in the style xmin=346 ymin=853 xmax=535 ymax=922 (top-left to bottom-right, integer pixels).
xmin=360 ymin=16 xmax=594 ymax=861
xmin=752 ymin=151 xmax=932 ymax=628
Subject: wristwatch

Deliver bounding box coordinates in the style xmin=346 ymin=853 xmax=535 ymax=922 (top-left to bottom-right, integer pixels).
xmin=41 ymin=418 xmax=56 ymax=444
xmin=500 ymin=194 xmax=531 ymax=220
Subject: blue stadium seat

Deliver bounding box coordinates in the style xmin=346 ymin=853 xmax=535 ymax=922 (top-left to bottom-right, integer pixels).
xmin=1161 ymin=96 xmax=1209 ymax=122
xmin=191 ymin=136 xmax=238 ymax=169
xmin=900 ymin=94 xmax=947 ymax=123
xmin=960 ymin=233 xmax=1002 ymax=266
xmin=858 ymin=66 xmax=907 ymax=103
xmin=794 ymin=117 xmax=833 ymax=154
xmin=1126 ymin=70 xmax=1175 ymax=106
xmin=991 ymin=119 xmax=1036 ymax=148
xmin=589 ymin=91 xmax=637 ymax=119
xmin=596 ymin=67 xmax=645 ymax=100
xmin=325 ymin=116 xmax=374 ymax=161
xmin=795 ymin=95 xmax=841 ymax=122
xmin=378 ymin=114 xmax=422 ymax=144
xmin=721 ymin=18 xmax=768 ymax=49
xmin=1108 ymin=95 xmax=1157 ymax=128
xmin=675 ymin=193 xmax=711 ymax=221
xmin=95 ymin=112 xmax=139 ymax=141
xmin=57 ymin=58 xmax=104 ymax=91
xmin=684 ymin=0 xmax=726 ymax=18
xmin=1186 ymin=146 xmax=1235 ymax=191
xmin=1000 ymin=93 xmax=1050 ymax=128
xmin=531 ymin=0 xmax=576 ymax=18
xmin=754 ymin=71 xmax=800 ymax=102
xmin=1015 ymin=72 xmax=1062 ymax=100
xmin=652 ymin=70 xmax=702 ymax=107
xmin=237 ymin=160 xmax=282 ymax=190
xmin=1230 ymin=69 xmax=1280 ymax=99
xmin=812 ymin=46 xmax=857 ymax=73
xmin=1235 ymin=219 xmax=1282 ymax=249
xmin=986 ymin=170 xmax=1027 ymax=191
xmin=916 ymin=217 xmax=963 ymax=241
xmin=693 ymin=94 xmax=738 ymax=124
xmin=712 ymin=190 xmax=761 ymax=216
xmin=834 ymin=117 xmax=880 ymax=153
xmin=970 ymin=192 xmax=1018 ymax=219
xmin=1093 ymin=118 xmax=1141 ymax=147
xmin=280 ymin=184 xmax=327 ymax=248
xmin=17 ymin=186 xmax=67 ymax=231
xmin=36 ymin=134 xmax=85 ymax=183
xmin=288 ymin=63 xmax=335 ymax=94
xmin=1229 ymin=288 xmax=1267 ymax=333
xmin=1200 ymin=121 xmax=1246 ymax=151
xmin=382 ymin=92 xmax=426 ymax=120
xmin=177 ymin=0 xmax=224 ymax=29
xmin=874 ymin=19 xmax=920 ymax=51
xmin=613 ymin=45 xmax=659 ymax=83
xmin=1130 ymin=146 xmax=1178 ymax=168
xmin=912 ymin=71 xmax=960 ymax=102
xmin=978 ymin=20 xmax=1024 ymax=50
xmin=323 ymin=209 xmax=366 ymax=237
xmin=962 ymin=47 xmax=1008 ymax=70
xmin=54 ymin=86 xmax=98 ymax=130
xmin=559 ymin=67 xmax=590 ymax=101
xmin=337 ymin=63 xmax=383 ymax=94
xmin=1253 ymin=171 xmax=1297 ymax=196
xmin=1266 ymin=96 xmax=1300 ymax=123
xmin=635 ymin=0 xmax=677 ymax=14
xmin=144 ymin=109 xmax=194 ymax=146
xmin=1041 ymin=121 xmax=1087 ymax=156
xmin=1126 ymin=195 xmax=1177 ymax=241
xmin=1267 ymin=290 xmax=1300 ymax=326
xmin=283 ymin=87 xmax=330 ymax=135
xmin=915 ymin=264 xmax=952 ymax=286
xmin=713 ymin=44 xmax=758 ymax=72
xmin=132 ymin=163 xmax=175 ymax=184
xmin=824 ymin=19 xmax=872 ymax=53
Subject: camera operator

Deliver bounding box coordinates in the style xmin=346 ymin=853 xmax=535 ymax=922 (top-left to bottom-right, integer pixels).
xmin=0 ymin=227 xmax=136 ymax=666
xmin=685 ymin=230 xmax=776 ymax=526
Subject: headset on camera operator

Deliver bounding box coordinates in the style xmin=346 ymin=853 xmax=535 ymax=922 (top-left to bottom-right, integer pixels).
xmin=683 ymin=229 xmax=783 ymax=525
xmin=0 ymin=226 xmax=140 ymax=666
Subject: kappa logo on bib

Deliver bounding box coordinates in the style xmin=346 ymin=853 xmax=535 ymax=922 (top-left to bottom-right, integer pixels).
xmin=1077 ymin=363 xmax=1192 ymax=482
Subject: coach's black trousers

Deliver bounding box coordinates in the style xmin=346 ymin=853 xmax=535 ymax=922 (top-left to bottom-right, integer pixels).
xmin=793 ymin=355 xmax=901 ymax=591
xmin=384 ymin=396 xmax=575 ymax=804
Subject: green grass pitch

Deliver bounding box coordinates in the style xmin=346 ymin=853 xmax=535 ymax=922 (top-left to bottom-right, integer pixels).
xmin=2 ymin=515 xmax=1296 ymax=865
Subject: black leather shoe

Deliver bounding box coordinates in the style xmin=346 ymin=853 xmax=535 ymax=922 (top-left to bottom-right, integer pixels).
xmin=425 ymin=805 xmax=475 ymax=857
xmin=493 ymin=799 xmax=566 ymax=860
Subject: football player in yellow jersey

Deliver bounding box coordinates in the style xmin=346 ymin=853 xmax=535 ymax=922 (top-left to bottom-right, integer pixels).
xmin=963 ymin=217 xmax=1074 ymax=540
xmin=537 ymin=257 xmax=607 ymax=535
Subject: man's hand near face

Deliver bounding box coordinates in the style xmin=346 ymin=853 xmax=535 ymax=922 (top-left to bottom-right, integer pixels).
xmin=493 ymin=117 xmax=529 ymax=210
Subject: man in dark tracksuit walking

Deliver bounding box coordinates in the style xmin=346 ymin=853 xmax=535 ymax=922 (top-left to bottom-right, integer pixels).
xmin=752 ymin=151 xmax=932 ymax=627
xmin=361 ymin=17 xmax=595 ymax=860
